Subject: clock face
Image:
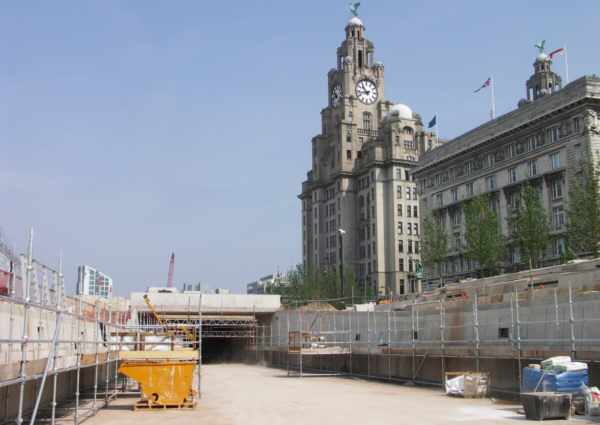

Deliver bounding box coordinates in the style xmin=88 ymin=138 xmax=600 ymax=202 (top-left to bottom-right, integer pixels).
xmin=355 ymin=79 xmax=378 ymax=104
xmin=331 ymin=83 xmax=342 ymax=109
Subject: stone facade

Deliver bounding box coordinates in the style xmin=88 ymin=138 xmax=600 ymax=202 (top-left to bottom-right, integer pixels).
xmin=413 ymin=55 xmax=600 ymax=288
xmin=299 ymin=17 xmax=440 ymax=297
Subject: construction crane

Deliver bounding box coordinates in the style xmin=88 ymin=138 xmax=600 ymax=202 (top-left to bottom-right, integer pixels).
xmin=167 ymin=252 xmax=175 ymax=288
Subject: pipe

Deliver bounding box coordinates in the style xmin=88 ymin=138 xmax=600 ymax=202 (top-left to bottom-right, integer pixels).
xmin=29 ymin=313 xmax=63 ymax=425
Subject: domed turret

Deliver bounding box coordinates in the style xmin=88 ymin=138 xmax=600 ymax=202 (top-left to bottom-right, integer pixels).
xmin=348 ymin=16 xmax=363 ymax=26
xmin=386 ymin=103 xmax=413 ymax=120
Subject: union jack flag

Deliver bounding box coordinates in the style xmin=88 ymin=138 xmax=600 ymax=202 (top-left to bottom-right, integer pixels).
xmin=474 ymin=77 xmax=491 ymax=93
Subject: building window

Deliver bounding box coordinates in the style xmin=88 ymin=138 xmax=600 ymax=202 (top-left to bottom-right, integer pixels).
xmin=512 ymin=247 xmax=521 ymax=263
xmin=404 ymin=139 xmax=414 ymax=149
xmin=406 ymin=187 xmax=411 ymax=199
xmin=553 ymin=206 xmax=565 ymax=227
xmin=403 ymin=127 xmax=413 ymax=134
xmin=453 ymin=210 xmax=461 ymax=226
xmin=397 ymin=204 xmax=403 ymax=216
xmin=398 ymin=222 xmax=403 ymax=235
xmin=346 ymin=132 xmax=351 ymax=142
xmin=507 ymin=143 xmax=517 ymax=159
xmin=451 ymin=167 xmax=458 ymax=180
xmin=413 ymin=206 xmax=418 ymax=218
xmin=413 ymin=188 xmax=417 ymax=200
xmin=466 ymin=161 xmax=473 ymax=175
xmin=398 ymin=240 xmax=404 ymax=253
xmin=451 ymin=188 xmax=458 ymax=203
xmin=466 ymin=182 xmax=474 ymax=198
xmin=363 ymin=112 xmax=372 ymax=130
xmin=486 ymin=153 xmax=495 ymax=167
xmin=397 ymin=186 xmax=402 ymax=198
xmin=490 ymin=199 xmax=498 ymax=213
xmin=554 ymin=237 xmax=565 ymax=256
xmin=408 ymin=240 xmax=413 ymax=253
xmin=399 ymin=258 xmax=404 ymax=271
xmin=436 ymin=174 xmax=442 ymax=185
xmin=485 ymin=175 xmax=496 ymax=191
xmin=547 ymin=127 xmax=559 ymax=143
xmin=438 ymin=213 xmax=446 ymax=226
xmin=415 ymin=241 xmax=419 ymax=253
xmin=407 ymin=224 xmax=412 ymax=235
xmin=407 ymin=156 xmax=415 ymax=161
xmin=414 ymin=223 xmax=418 ymax=235
xmin=573 ymin=117 xmax=581 ymax=133
xmin=527 ymin=136 xmax=537 ymax=151
xmin=528 ymin=160 xmax=538 ymax=177
xmin=551 ymin=152 xmax=560 ymax=170
xmin=395 ymin=135 xmax=400 ymax=146
xmin=396 ymin=168 xmax=402 ymax=179
xmin=405 ymin=170 xmax=410 ymax=180
xmin=346 ymin=150 xmax=352 ymax=159
xmin=436 ymin=193 xmax=444 ymax=207
xmin=407 ymin=206 xmax=411 ymax=217
xmin=508 ymin=168 xmax=517 ymax=184
xmin=348 ymin=111 xmax=353 ymax=122
xmin=552 ymin=180 xmax=563 ymax=199
xmin=453 ymin=233 xmax=461 ymax=250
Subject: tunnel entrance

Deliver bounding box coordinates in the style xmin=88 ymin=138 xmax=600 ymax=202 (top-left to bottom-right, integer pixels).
xmin=201 ymin=337 xmax=249 ymax=363
xmin=200 ymin=315 xmax=257 ymax=364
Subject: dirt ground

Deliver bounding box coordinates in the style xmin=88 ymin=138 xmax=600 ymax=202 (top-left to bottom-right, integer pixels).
xmin=85 ymin=363 xmax=599 ymax=425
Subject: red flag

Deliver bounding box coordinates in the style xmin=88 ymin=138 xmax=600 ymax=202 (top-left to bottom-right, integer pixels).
xmin=474 ymin=77 xmax=491 ymax=93
xmin=549 ymin=47 xmax=564 ymax=59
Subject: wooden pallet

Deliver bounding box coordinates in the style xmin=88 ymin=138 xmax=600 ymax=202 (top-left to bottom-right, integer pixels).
xmin=133 ymin=399 xmax=197 ymax=411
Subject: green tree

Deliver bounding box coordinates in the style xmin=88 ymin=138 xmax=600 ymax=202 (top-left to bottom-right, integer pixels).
xmin=567 ymin=159 xmax=600 ymax=257
xmin=463 ymin=194 xmax=506 ymax=278
xmin=420 ymin=214 xmax=449 ymax=284
xmin=507 ymin=182 xmax=551 ymax=269
xmin=277 ymin=263 xmax=370 ymax=309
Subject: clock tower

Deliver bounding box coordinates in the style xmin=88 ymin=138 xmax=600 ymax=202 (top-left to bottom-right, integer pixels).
xmin=300 ymin=14 xmax=440 ymax=298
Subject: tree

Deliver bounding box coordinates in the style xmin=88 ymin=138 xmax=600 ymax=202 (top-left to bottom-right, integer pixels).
xmin=507 ymin=182 xmax=551 ymax=269
xmin=276 ymin=263 xmax=370 ymax=309
xmin=567 ymin=159 xmax=600 ymax=257
xmin=463 ymin=194 xmax=506 ymax=278
xmin=420 ymin=214 xmax=449 ymax=285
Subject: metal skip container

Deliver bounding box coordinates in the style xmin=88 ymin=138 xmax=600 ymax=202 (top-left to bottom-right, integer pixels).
xmin=118 ymin=356 xmax=196 ymax=409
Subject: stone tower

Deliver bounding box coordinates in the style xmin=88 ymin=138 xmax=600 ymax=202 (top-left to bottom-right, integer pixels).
xmin=526 ymin=53 xmax=562 ymax=101
xmin=300 ymin=16 xmax=439 ymax=298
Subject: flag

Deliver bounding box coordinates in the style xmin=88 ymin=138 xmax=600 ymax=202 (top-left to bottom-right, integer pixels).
xmin=549 ymin=47 xmax=564 ymax=59
xmin=428 ymin=115 xmax=436 ymax=128
xmin=474 ymin=77 xmax=491 ymax=93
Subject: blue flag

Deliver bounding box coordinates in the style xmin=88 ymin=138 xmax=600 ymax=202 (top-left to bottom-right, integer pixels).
xmin=428 ymin=115 xmax=437 ymax=128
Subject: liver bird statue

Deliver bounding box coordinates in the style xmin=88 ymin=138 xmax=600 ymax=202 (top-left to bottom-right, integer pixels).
xmin=350 ymin=2 xmax=360 ymax=17
xmin=534 ymin=40 xmax=546 ymax=53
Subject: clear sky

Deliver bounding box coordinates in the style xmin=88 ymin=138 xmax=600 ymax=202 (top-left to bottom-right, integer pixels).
xmin=1 ymin=1 xmax=598 ymax=296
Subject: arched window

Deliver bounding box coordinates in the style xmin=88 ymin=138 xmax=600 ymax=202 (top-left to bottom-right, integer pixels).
xmin=363 ymin=112 xmax=372 ymax=130
xmin=402 ymin=126 xmax=413 ymax=135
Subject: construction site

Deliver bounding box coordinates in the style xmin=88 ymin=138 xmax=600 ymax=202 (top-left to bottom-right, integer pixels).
xmin=1 ymin=232 xmax=600 ymax=424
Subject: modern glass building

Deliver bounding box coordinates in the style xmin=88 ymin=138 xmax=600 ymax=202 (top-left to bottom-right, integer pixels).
xmin=76 ymin=265 xmax=113 ymax=298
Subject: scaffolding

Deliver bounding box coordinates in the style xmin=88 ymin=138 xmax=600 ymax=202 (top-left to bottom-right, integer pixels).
xmin=255 ymin=274 xmax=600 ymax=394
xmin=0 ymin=229 xmax=203 ymax=424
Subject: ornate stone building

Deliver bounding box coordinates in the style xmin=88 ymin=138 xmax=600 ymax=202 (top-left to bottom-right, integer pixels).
xmin=414 ymin=54 xmax=600 ymax=287
xmin=299 ymin=17 xmax=440 ymax=297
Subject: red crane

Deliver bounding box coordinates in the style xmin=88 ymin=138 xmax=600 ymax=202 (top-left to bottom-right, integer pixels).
xmin=167 ymin=252 xmax=175 ymax=288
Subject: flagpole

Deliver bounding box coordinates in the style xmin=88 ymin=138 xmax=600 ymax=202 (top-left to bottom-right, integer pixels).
xmin=436 ymin=113 xmax=439 ymax=147
xmin=490 ymin=74 xmax=496 ymax=120
xmin=564 ymin=42 xmax=569 ymax=84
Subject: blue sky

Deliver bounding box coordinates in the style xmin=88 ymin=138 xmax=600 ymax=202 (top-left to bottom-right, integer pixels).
xmin=1 ymin=1 xmax=598 ymax=296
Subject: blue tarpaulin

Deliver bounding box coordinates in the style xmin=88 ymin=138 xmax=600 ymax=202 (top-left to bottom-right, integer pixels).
xmin=522 ymin=367 xmax=589 ymax=394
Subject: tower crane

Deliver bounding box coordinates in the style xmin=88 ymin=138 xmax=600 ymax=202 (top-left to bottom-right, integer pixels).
xmin=167 ymin=252 xmax=175 ymax=288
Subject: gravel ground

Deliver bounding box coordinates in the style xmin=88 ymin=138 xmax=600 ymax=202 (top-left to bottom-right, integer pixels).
xmin=84 ymin=363 xmax=598 ymax=425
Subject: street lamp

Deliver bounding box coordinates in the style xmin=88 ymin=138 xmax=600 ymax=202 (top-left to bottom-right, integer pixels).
xmin=338 ymin=228 xmax=346 ymax=309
